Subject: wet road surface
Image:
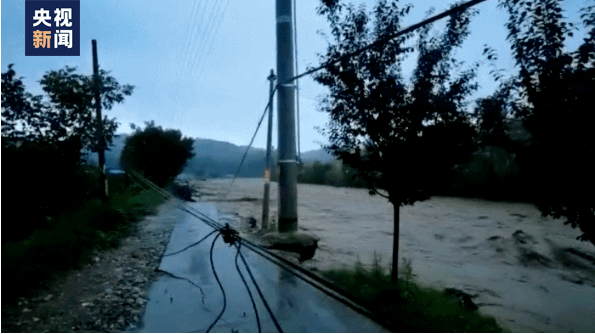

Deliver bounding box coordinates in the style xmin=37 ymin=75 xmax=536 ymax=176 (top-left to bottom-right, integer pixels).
xmin=132 ymin=202 xmax=389 ymax=333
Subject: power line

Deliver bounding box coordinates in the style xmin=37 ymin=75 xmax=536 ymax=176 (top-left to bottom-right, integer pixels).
xmin=205 ymin=233 xmax=226 ymax=333
xmin=234 ymin=247 xmax=262 ymax=333
xmin=184 ymin=0 xmax=215 ymax=74
xmin=224 ymin=85 xmax=279 ymax=198
xmin=283 ymin=0 xmax=490 ymax=85
xmin=124 ymin=5 xmax=495 ymax=330
xmin=127 ymin=172 xmax=397 ymax=332
xmin=163 ymin=230 xmax=218 ymax=257
xmin=192 ymin=0 xmax=231 ymax=77
xmin=236 ymin=243 xmax=284 ymax=333
xmin=180 ymin=0 xmax=202 ymax=78
xmin=185 ymin=0 xmax=222 ymax=77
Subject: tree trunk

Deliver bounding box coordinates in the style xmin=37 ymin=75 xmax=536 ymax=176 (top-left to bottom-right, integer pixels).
xmin=391 ymin=202 xmax=400 ymax=283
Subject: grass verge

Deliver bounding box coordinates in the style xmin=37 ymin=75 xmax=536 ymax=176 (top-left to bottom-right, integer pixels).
xmin=1 ymin=184 xmax=165 ymax=304
xmin=321 ymin=257 xmax=505 ymax=332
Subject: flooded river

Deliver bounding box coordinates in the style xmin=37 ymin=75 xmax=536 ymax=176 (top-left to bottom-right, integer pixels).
xmin=194 ymin=178 xmax=595 ymax=332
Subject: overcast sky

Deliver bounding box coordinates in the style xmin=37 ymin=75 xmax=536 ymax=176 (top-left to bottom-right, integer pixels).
xmin=2 ymin=0 xmax=589 ymax=152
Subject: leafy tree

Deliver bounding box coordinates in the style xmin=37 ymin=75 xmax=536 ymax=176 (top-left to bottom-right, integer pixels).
xmin=1 ymin=64 xmax=134 ymax=241
xmin=1 ymin=64 xmax=48 ymax=141
xmin=120 ymin=121 xmax=195 ymax=187
xmin=1 ymin=136 xmax=91 ymax=243
xmin=2 ymin=64 xmax=134 ymax=152
xmin=499 ymin=0 xmax=595 ymax=245
xmin=473 ymin=80 xmax=516 ymax=150
xmin=39 ymin=66 xmax=134 ymax=151
xmin=314 ymin=0 xmax=480 ymax=281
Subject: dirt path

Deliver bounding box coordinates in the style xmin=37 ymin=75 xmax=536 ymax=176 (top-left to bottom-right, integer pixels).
xmin=195 ymin=178 xmax=595 ymax=333
xmin=1 ymin=200 xmax=178 ymax=333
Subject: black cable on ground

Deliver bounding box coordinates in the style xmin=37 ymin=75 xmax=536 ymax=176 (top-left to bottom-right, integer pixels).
xmin=130 ymin=171 xmax=396 ymax=330
xmin=238 ymin=239 xmax=399 ymax=332
xmin=130 ymin=170 xmax=395 ymax=330
xmin=236 ymin=245 xmax=284 ymax=333
xmin=205 ymin=233 xmax=226 ymax=333
xmin=235 ymin=245 xmax=262 ymax=333
xmin=163 ymin=230 xmax=218 ymax=257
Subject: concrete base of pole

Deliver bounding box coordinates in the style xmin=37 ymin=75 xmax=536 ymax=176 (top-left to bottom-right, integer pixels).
xmin=259 ymin=231 xmax=319 ymax=262
xmin=278 ymin=218 xmax=297 ymax=233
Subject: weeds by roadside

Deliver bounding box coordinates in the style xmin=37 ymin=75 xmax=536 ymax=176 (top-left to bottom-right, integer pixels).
xmin=1 ymin=181 xmax=164 ymax=305
xmin=321 ymin=255 xmax=505 ymax=332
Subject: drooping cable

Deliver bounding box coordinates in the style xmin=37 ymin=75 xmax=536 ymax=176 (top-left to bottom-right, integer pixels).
xmin=236 ymin=244 xmax=284 ymax=333
xmin=224 ymin=85 xmax=279 ymax=198
xmin=128 ymin=170 xmax=396 ymax=331
xmin=235 ymin=244 xmax=262 ymax=333
xmin=127 ymin=170 xmax=224 ymax=231
xmin=184 ymin=0 xmax=217 ymax=78
xmin=191 ymin=0 xmax=232 ymax=76
xmin=163 ymin=230 xmax=218 ymax=257
xmin=205 ymin=233 xmax=226 ymax=333
xmin=282 ymin=0 xmax=489 ymax=85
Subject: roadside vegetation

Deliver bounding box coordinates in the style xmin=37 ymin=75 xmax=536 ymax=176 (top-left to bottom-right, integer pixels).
xmin=310 ymin=0 xmax=595 ymax=283
xmin=1 ymin=65 xmax=194 ymax=305
xmin=1 ymin=169 xmax=164 ymax=304
xmin=322 ymin=257 xmax=504 ymax=332
xmin=276 ymin=144 xmax=530 ymax=203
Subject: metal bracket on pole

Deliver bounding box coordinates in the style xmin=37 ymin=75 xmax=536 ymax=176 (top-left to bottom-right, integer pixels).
xmin=277 ymin=15 xmax=291 ymax=22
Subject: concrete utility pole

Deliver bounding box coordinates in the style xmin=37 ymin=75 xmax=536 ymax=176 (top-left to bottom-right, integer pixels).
xmin=262 ymin=70 xmax=277 ymax=231
xmin=92 ymin=39 xmax=108 ymax=200
xmin=276 ymin=0 xmax=298 ymax=233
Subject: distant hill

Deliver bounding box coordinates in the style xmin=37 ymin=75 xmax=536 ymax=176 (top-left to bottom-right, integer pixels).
xmin=300 ymin=148 xmax=334 ymax=164
xmin=85 ymin=119 xmax=529 ymax=179
xmin=86 ymin=135 xmax=334 ymax=178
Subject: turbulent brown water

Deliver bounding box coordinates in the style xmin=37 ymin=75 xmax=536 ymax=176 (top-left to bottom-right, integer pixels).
xmin=194 ymin=178 xmax=595 ymax=333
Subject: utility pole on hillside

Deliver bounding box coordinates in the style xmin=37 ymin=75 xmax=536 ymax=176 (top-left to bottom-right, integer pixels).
xmin=262 ymin=70 xmax=277 ymax=230
xmin=92 ymin=39 xmax=108 ymax=201
xmin=276 ymin=0 xmax=298 ymax=233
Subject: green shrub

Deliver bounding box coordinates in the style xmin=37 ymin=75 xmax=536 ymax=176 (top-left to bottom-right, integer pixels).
xmin=322 ymin=257 xmax=504 ymax=332
xmin=1 ymin=182 xmax=165 ymax=305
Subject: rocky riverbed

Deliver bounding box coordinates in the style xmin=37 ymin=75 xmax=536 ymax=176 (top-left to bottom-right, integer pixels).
xmin=1 ymin=200 xmax=178 ymax=333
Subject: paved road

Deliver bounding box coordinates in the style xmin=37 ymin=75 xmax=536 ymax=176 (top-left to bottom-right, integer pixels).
xmin=132 ymin=202 xmax=389 ymax=333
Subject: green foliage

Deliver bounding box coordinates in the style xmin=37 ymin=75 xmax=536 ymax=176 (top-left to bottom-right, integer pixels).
xmin=1 ymin=64 xmax=46 ymax=140
xmin=1 ymin=137 xmax=93 ymax=243
xmin=1 ymin=58 xmax=146 ymax=306
xmin=1 ymin=184 xmax=164 ymax=304
xmin=314 ymin=0 xmax=480 ymax=280
xmin=1 ymin=64 xmax=134 ymax=151
xmin=120 ymin=121 xmax=195 ymax=187
xmin=498 ymin=0 xmax=595 ymax=244
xmin=450 ymin=146 xmax=525 ymax=201
xmin=322 ymin=258 xmax=503 ymax=332
xmin=1 ymin=63 xmax=135 ymax=242
xmin=295 ymin=160 xmax=367 ymax=188
xmin=314 ymin=0 xmax=480 ymax=205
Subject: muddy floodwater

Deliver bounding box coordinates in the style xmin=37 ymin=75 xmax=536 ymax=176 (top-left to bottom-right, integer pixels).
xmin=192 ymin=178 xmax=595 ymax=332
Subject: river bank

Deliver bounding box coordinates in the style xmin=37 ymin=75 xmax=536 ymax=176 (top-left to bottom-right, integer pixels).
xmin=194 ymin=178 xmax=595 ymax=333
